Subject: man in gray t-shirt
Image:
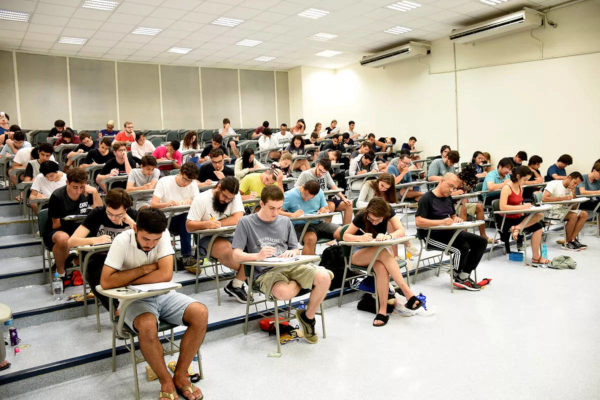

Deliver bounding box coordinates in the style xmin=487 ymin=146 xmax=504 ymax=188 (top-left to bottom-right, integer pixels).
xmin=231 ymin=186 xmax=333 ymax=344
xmin=295 ymin=159 xmax=352 ymax=224
xmin=427 ymin=150 xmax=459 ymax=182
xmin=126 ymin=156 xmax=160 ymax=209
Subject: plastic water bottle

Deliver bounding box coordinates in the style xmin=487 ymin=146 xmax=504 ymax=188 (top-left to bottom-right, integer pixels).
xmin=541 ymin=244 xmax=548 ymax=260
xmin=52 ymin=272 xmax=64 ymax=301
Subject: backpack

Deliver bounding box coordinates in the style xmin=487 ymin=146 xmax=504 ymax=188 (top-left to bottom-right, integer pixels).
xmin=319 ymin=245 xmax=359 ymax=290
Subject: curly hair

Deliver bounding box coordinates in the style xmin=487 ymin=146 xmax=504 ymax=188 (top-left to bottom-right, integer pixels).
xmin=457 ymin=165 xmax=478 ymax=192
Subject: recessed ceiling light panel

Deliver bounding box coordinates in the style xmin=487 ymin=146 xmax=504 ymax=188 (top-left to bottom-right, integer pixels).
xmin=212 ymin=17 xmax=244 ymax=27
xmin=236 ymin=39 xmax=262 ymax=47
xmin=309 ymin=32 xmax=338 ymax=41
xmin=59 ymin=36 xmax=87 ymax=45
xmin=315 ymin=50 xmax=341 ymax=57
xmin=384 ymin=26 xmax=412 ymax=35
xmin=386 ymin=1 xmax=421 ymax=12
xmin=298 ymin=8 xmax=329 ymax=19
xmin=168 ymin=47 xmax=192 ymax=54
xmin=0 ymin=9 xmax=30 ymax=22
xmin=255 ymin=56 xmax=275 ymax=62
xmin=132 ymin=27 xmax=162 ymax=36
xmin=480 ymin=0 xmax=509 ymax=5
xmin=82 ymin=0 xmax=119 ymax=11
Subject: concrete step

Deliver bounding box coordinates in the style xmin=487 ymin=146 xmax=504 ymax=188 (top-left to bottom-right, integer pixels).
xmin=0 ymin=216 xmax=34 ymax=236
xmin=0 ymin=255 xmax=45 ymax=290
xmin=0 ymin=235 xmax=41 ymax=260
xmin=0 ymin=200 xmax=24 ymax=217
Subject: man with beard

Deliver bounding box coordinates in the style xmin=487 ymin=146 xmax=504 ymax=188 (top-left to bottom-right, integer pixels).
xmin=186 ymin=176 xmax=248 ymax=302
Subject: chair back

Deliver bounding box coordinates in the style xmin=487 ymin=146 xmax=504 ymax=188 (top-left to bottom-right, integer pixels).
xmin=533 ymin=191 xmax=542 ymax=205
xmin=338 ymin=224 xmax=352 ymax=260
xmin=38 ymin=208 xmax=51 ymax=248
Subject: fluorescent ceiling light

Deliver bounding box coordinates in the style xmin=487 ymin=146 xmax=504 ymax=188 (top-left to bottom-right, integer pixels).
xmin=236 ymin=39 xmax=262 ymax=47
xmin=384 ymin=26 xmax=412 ymax=35
xmin=212 ymin=17 xmax=244 ymax=27
xmin=59 ymin=37 xmax=87 ymax=45
xmin=132 ymin=27 xmax=162 ymax=36
xmin=168 ymin=47 xmax=192 ymax=54
xmin=386 ymin=1 xmax=421 ymax=12
xmin=0 ymin=9 xmax=29 ymax=22
xmin=255 ymin=56 xmax=275 ymax=62
xmin=298 ymin=8 xmax=329 ymax=19
xmin=480 ymin=0 xmax=509 ymax=5
xmin=82 ymin=0 xmax=119 ymax=11
xmin=309 ymin=32 xmax=338 ymax=41
xmin=315 ymin=50 xmax=341 ymax=58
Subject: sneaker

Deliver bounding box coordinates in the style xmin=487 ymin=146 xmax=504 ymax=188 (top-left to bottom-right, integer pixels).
xmin=296 ymin=309 xmax=318 ymax=344
xmin=562 ymin=242 xmax=580 ymax=251
xmin=573 ymin=239 xmax=587 ymax=249
xmin=182 ymin=256 xmax=197 ymax=267
xmin=223 ymin=280 xmax=248 ymax=303
xmin=453 ymin=277 xmax=481 ymax=291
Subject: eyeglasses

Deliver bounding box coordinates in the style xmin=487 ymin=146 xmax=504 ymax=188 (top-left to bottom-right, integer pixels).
xmin=107 ymin=210 xmax=126 ymax=219
xmin=212 ymin=158 xmax=224 ymax=164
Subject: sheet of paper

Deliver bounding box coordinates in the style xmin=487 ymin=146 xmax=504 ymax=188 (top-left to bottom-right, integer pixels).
xmin=263 ymin=256 xmax=302 ymax=263
xmin=128 ymin=282 xmax=179 ymax=292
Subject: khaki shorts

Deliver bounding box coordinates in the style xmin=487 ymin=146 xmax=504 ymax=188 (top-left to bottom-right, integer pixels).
xmin=256 ymin=263 xmax=334 ymax=296
xmin=547 ymin=205 xmax=579 ymax=220
xmin=455 ymin=202 xmax=478 ymax=218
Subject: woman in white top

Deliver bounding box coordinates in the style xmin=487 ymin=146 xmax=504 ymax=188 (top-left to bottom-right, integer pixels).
xmin=131 ymin=132 xmax=155 ymax=160
xmin=357 ymin=173 xmax=397 ymax=208
xmin=235 ymin=148 xmax=264 ymax=179
xmin=181 ymin=131 xmax=199 ymax=163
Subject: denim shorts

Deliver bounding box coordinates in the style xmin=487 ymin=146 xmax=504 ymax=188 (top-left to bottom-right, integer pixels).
xmin=124 ymin=291 xmax=200 ymax=333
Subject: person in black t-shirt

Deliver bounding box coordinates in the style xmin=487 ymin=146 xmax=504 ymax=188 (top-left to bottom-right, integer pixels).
xmin=343 ymin=197 xmax=424 ymax=327
xmin=198 ymin=148 xmax=234 ymax=186
xmin=96 ymin=141 xmax=135 ymax=192
xmin=46 ymin=168 xmax=102 ymax=276
xmin=48 ymin=119 xmax=66 ymax=137
xmin=68 ymin=188 xmax=136 ymax=309
xmin=199 ymin=133 xmax=228 ymax=164
xmin=416 ymin=173 xmax=488 ymax=291
xmin=23 ymin=143 xmax=54 ymax=182
xmin=80 ymin=137 xmax=114 ymax=168
xmin=65 ymin=131 xmax=96 ymax=169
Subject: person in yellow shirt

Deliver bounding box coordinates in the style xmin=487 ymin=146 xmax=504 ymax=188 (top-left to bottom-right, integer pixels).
xmin=239 ymin=169 xmax=283 ymax=200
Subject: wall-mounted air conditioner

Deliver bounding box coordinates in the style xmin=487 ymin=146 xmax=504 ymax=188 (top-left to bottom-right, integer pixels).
xmin=449 ymin=8 xmax=544 ymax=44
xmin=360 ymin=41 xmax=430 ymax=68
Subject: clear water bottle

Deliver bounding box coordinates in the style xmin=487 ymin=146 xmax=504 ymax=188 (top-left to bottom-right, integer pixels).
xmin=52 ymin=272 xmax=63 ymax=301
xmin=541 ymin=244 xmax=548 ymax=259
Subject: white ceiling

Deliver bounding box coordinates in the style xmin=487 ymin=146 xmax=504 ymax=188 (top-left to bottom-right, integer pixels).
xmin=0 ymin=0 xmax=568 ymax=70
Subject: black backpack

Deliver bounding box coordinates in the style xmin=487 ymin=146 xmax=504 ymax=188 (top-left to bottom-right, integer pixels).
xmin=319 ymin=245 xmax=359 ymax=290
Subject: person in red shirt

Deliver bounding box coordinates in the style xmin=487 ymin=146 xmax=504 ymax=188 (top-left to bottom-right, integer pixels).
xmin=115 ymin=121 xmax=136 ymax=143
xmin=153 ymin=140 xmax=182 ymax=173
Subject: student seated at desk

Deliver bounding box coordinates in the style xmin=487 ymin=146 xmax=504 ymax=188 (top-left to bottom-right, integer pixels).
xmin=126 ymin=155 xmax=160 ymax=209
xmin=416 ymin=173 xmax=488 ymax=291
xmin=198 ymin=148 xmax=234 ymax=187
xmin=150 ymin=162 xmax=201 ymax=267
xmin=115 ymin=121 xmax=136 ymax=143
xmin=153 ymin=140 xmax=182 ymax=174
xmin=80 ymin=137 xmax=114 ymax=169
xmin=186 ymin=176 xmax=249 ymax=302
xmin=239 ymin=168 xmax=283 ymax=201
xmin=347 ymin=120 xmax=360 ymax=140
xmin=499 ymin=166 xmax=547 ymax=265
xmin=232 ymin=185 xmax=333 ymax=344
xmin=470 ymin=151 xmax=487 ymax=179
xmin=325 ymin=120 xmax=340 ymax=136
xmin=100 ymin=208 xmax=207 ymax=400
xmin=258 ymin=128 xmax=281 ymax=161
xmin=438 ymin=145 xmax=451 ymax=160
xmin=235 ymin=148 xmax=265 ymax=180
xmin=543 ymin=171 xmax=587 ymax=250
xmin=281 ymin=180 xmax=341 ymax=255
xmin=199 ymin=133 xmax=228 ymax=165
xmin=482 ymin=157 xmax=513 ymax=202
xmin=295 ymin=158 xmax=352 ymax=225
xmin=96 ymin=141 xmax=135 ymax=192
xmin=181 ymin=131 xmax=199 ymax=163
xmin=46 ymin=168 xmax=103 ymax=276
xmin=286 ymin=134 xmax=311 ymax=171
xmin=350 ymin=141 xmax=371 ymax=159
xmin=65 ymin=131 xmax=95 ymax=169
xmin=48 ymin=119 xmax=66 ymax=137
xmin=1 ymin=130 xmax=31 ymax=159
xmin=219 ymin=117 xmax=240 ymax=158
xmin=527 ymin=155 xmax=544 ymax=184
xmin=68 ymin=189 xmax=137 ymax=309
xmin=577 ymin=162 xmax=600 ymax=217
xmin=357 ymin=173 xmax=396 ymax=209
xmin=251 ymin=120 xmax=269 ymax=139
xmin=321 ymin=134 xmax=345 ymax=153
xmin=99 ymin=120 xmax=117 ymax=138
xmin=427 ymin=150 xmax=459 ymax=182
xmin=482 ymin=151 xmax=493 ymax=173
xmin=21 ymin=144 xmax=54 ymax=184
xmin=131 ymin=132 xmax=155 ymax=160
xmin=277 ymin=123 xmax=293 ymax=141
xmin=349 ymin=151 xmax=378 ymax=192
xmin=545 ymin=154 xmax=573 ymax=182
xmin=401 ymin=136 xmax=418 ymax=158
xmin=510 ymin=151 xmax=528 ymax=167
xmin=342 ymin=132 xmax=354 ymax=147
xmin=29 ymin=161 xmax=66 ymax=215
xmin=455 ymin=166 xmax=493 ymax=243
xmin=343 ymin=198 xmax=424 ymax=327
xmin=387 ymin=153 xmax=422 ymax=201
xmin=53 ymin=128 xmax=80 ymax=150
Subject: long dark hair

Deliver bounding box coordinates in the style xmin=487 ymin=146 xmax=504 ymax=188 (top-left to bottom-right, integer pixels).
xmin=362 ymin=198 xmax=391 ymax=235
xmin=242 ymin=147 xmax=255 ymax=169
xmin=183 ymin=131 xmax=198 ymax=149
xmin=368 ymin=173 xmax=397 ymax=203
xmin=510 ymin=165 xmax=532 ymax=183
xmin=288 ymin=135 xmax=305 ymax=153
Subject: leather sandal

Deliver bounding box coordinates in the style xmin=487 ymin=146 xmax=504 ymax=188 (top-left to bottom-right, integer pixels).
xmin=159 ymin=391 xmax=177 ymax=400
xmin=176 ymin=384 xmax=203 ymax=400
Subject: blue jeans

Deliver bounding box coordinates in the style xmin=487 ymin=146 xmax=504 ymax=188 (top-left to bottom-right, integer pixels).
xmin=170 ymin=213 xmax=192 ymax=257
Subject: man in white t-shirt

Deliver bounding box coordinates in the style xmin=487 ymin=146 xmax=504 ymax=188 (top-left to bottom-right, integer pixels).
xmin=150 ymin=162 xmax=200 ymax=266
xmin=29 ymin=161 xmax=67 ymax=215
xmin=100 ymin=208 xmax=206 ymax=400
xmin=257 ymin=128 xmax=281 ymax=161
xmin=186 ymin=176 xmax=248 ymax=302
xmin=542 ymin=171 xmax=588 ymax=250
xmin=277 ymin=123 xmax=292 ymax=141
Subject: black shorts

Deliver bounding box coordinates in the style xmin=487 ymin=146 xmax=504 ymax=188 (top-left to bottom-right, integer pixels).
xmin=294 ymin=221 xmax=338 ymax=242
xmin=43 ymin=229 xmax=62 ymax=249
xmin=328 ymin=195 xmax=343 ymax=209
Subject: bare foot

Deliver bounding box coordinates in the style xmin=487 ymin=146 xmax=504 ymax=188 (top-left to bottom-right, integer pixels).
xmin=174 ymin=374 xmax=203 ymax=400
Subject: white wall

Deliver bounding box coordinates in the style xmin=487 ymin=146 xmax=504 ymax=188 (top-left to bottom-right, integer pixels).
xmin=291 ymin=0 xmax=600 ymax=173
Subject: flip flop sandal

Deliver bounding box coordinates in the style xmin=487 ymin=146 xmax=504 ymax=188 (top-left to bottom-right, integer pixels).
xmin=159 ymin=391 xmax=177 ymax=400
xmin=0 ymin=361 xmax=10 ymax=371
xmin=531 ymin=257 xmax=550 ymax=266
xmin=373 ymin=313 xmax=389 ymax=327
xmin=176 ymin=384 xmax=203 ymax=400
